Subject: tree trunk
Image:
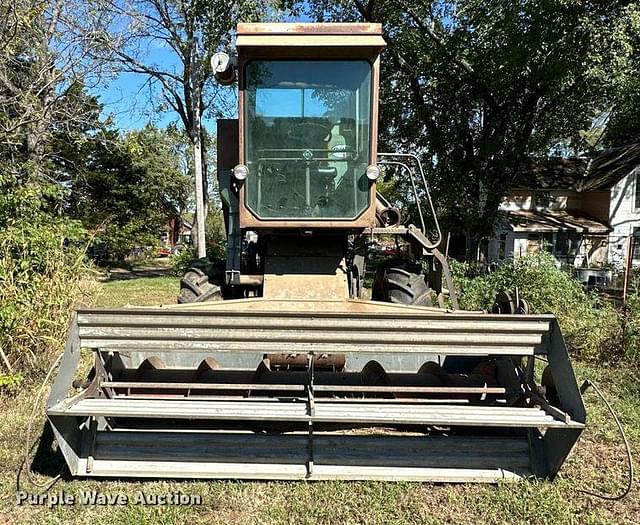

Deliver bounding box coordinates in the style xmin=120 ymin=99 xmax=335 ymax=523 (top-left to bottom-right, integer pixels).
xmin=193 ymin=130 xmax=207 ymax=258
xmin=191 ymin=44 xmax=207 ymax=259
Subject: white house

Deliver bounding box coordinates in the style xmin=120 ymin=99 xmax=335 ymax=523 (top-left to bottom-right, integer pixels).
xmin=487 ymin=143 xmax=640 ymax=271
xmin=607 ymin=158 xmax=640 ymax=268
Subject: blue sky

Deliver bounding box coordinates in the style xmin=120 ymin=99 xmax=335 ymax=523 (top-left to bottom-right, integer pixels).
xmin=94 ymin=9 xmax=314 ymax=133
xmin=97 ymin=72 xmax=172 ymax=129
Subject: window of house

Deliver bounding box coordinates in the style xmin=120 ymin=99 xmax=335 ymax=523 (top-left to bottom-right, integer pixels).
xmin=555 ymin=231 xmax=582 ymax=258
xmin=541 ymin=233 xmax=554 ymax=252
xmin=570 ymin=233 xmax=582 ymax=256
xmin=633 ymin=227 xmax=640 ymax=260
xmin=555 ymin=232 xmax=568 ymax=256
xmin=526 ymin=233 xmax=540 ymax=254
xmin=498 ymin=234 xmax=507 ymax=259
xmin=526 ymin=233 xmax=553 ymax=253
xmin=635 ymin=173 xmax=640 ymax=209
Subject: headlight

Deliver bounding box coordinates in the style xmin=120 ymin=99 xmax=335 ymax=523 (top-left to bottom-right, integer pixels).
xmin=233 ymin=164 xmax=249 ymax=181
xmin=366 ymin=164 xmax=380 ymax=181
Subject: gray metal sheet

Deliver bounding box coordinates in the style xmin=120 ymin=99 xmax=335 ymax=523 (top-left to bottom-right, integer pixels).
xmin=81 ymin=431 xmax=530 ymax=481
xmin=50 ymin=398 xmax=584 ymax=428
xmin=76 ymin=308 xmax=552 ymax=358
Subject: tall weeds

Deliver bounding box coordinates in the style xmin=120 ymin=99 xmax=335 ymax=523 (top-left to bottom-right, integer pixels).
xmin=0 ymin=221 xmax=95 ymax=380
xmin=451 ymin=253 xmax=624 ymax=363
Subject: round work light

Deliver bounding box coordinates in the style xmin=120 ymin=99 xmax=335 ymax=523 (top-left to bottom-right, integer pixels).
xmin=233 ymin=164 xmax=249 ymax=181
xmin=366 ymin=164 xmax=380 ymax=181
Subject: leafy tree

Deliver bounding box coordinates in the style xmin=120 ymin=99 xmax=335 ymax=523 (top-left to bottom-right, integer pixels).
xmin=1 ymin=0 xmax=109 ymax=176
xmin=205 ymin=206 xmax=226 ymax=258
xmin=0 ymin=1 xmax=108 ymax=374
xmin=69 ymin=125 xmax=190 ymax=260
xmin=303 ymin=0 xmax=639 ymax=257
xmin=603 ymin=7 xmax=640 ymax=146
xmin=89 ymin=0 xmax=281 ymax=257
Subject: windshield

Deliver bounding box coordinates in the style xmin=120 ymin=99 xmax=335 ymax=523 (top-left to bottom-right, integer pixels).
xmin=244 ymin=60 xmax=372 ymax=219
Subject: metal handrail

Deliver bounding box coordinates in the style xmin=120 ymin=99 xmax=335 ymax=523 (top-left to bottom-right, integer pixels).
xmin=377 ymin=160 xmax=426 ymax=233
xmin=378 ymin=152 xmax=442 ymax=249
xmin=256 ymin=157 xmax=354 ymax=162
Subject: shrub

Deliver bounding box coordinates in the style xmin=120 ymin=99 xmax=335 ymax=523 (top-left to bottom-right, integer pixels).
xmin=171 ymin=245 xmax=198 ymax=276
xmin=171 ymin=209 xmax=227 ymax=276
xmin=451 ymin=253 xmax=621 ymax=361
xmin=205 ymin=208 xmax=227 ymax=260
xmin=622 ymin=278 xmax=640 ymax=364
xmin=0 ymin=219 xmax=96 ymax=378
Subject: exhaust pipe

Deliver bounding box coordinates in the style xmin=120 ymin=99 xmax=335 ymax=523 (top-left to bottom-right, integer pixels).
xmin=376 ymin=195 xmax=402 ymax=227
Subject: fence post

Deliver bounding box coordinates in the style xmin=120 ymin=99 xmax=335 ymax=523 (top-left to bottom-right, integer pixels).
xmin=623 ymin=234 xmax=634 ymax=304
xmin=621 ymin=234 xmax=636 ymax=354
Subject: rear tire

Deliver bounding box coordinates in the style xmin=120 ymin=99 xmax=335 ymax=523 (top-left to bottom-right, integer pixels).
xmin=177 ymin=267 xmax=223 ymax=304
xmin=373 ymin=261 xmax=433 ymax=307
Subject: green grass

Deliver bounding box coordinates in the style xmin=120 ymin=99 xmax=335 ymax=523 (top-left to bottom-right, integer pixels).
xmin=93 ymin=276 xmax=179 ymax=307
xmin=1 ymin=276 xmax=639 ymax=524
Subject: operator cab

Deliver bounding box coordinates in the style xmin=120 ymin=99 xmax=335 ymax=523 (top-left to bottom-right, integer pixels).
xmin=235 ymin=23 xmax=386 ymax=229
xmin=244 ymin=59 xmax=372 ymax=219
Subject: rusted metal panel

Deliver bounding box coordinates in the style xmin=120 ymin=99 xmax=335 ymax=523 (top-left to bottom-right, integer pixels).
xmin=237 ymin=23 xmax=384 ymax=35
xmin=76 ymin=304 xmax=556 ymax=321
xmin=74 ymin=429 xmax=532 ymax=480
xmin=262 ymin=266 xmax=350 ymax=301
xmin=80 ymin=341 xmax=539 ymax=355
xmin=79 ymin=326 xmax=546 ymax=345
xmin=236 ymin=34 xmax=386 ymax=49
xmin=77 ymin=309 xmax=553 ymax=330
xmin=216 ymin=119 xmax=239 ymax=171
xmin=236 ymin=23 xmax=386 ymax=50
xmin=85 ymin=432 xmax=529 ymax=481
xmin=75 ymin=306 xmax=551 ymax=356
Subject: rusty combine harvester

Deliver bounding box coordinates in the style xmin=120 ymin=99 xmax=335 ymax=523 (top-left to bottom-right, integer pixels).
xmin=47 ymin=23 xmax=586 ymax=482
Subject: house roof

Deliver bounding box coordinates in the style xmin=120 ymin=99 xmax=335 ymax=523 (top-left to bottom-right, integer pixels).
xmin=514 ymin=157 xmax=589 ymax=190
xmin=513 ymin=143 xmax=640 ymax=192
xmin=507 ymin=209 xmax=610 ymax=234
xmin=579 ymin=143 xmax=640 ymax=191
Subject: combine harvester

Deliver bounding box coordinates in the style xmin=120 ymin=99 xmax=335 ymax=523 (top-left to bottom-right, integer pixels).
xmin=47 ymin=23 xmax=586 ymax=482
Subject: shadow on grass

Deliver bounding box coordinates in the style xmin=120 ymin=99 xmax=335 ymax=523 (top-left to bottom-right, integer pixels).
xmin=29 ymin=422 xmax=67 ymax=479
xmin=100 ymin=267 xmax=174 ymax=282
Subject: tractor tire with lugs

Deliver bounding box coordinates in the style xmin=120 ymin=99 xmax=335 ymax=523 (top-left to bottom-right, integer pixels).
xmin=178 ymin=267 xmax=223 ymax=304
xmin=373 ymin=261 xmax=433 ymax=307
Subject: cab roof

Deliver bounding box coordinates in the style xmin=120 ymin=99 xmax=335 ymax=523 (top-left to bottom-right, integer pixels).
xmin=236 ymin=23 xmax=386 ymax=50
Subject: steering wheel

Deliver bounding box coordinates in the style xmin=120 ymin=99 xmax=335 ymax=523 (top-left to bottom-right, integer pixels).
xmin=288 ymin=121 xmax=332 ymax=145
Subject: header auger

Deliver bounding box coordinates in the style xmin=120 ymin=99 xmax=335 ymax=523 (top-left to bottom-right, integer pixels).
xmin=47 ymin=23 xmax=585 ymax=482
